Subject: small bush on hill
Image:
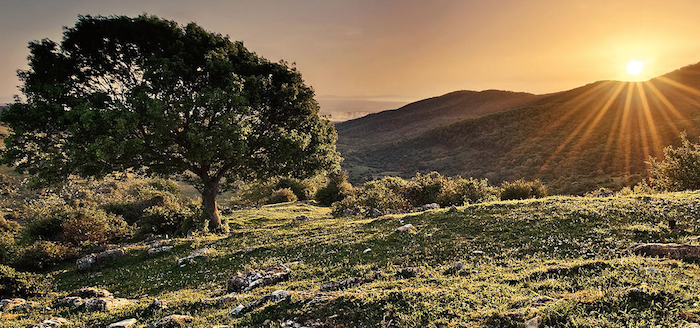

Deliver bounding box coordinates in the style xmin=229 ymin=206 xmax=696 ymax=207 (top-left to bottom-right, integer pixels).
xmin=268 ymin=188 xmax=298 ymax=204
xmin=0 ymin=217 xmax=20 ymax=264
xmin=316 ymin=171 xmax=353 ymax=206
xmin=275 ymin=177 xmax=312 ymax=201
xmin=140 ymin=202 xmax=203 ymax=236
xmin=14 ymin=241 xmax=72 ymax=271
xmin=500 ymin=179 xmax=547 ymax=200
xmin=0 ymin=264 xmax=51 ymax=297
xmin=648 ymin=132 xmax=700 ymax=191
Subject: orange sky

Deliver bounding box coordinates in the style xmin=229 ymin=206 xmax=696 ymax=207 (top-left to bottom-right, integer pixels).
xmin=1 ymin=0 xmax=700 ymax=118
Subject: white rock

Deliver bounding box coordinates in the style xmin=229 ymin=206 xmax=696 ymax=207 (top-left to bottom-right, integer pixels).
xmin=363 ymin=248 xmax=372 ymax=254
xmin=108 ymin=318 xmax=137 ymax=328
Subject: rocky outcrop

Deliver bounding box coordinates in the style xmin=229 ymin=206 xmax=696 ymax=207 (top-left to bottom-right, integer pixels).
xmin=77 ymin=248 xmax=126 ymax=271
xmin=630 ymin=243 xmax=700 ymax=259
xmin=58 ymin=287 xmax=131 ymax=312
xmin=226 ymin=264 xmax=290 ymax=293
xmin=26 ymin=318 xmax=69 ymax=328
xmin=0 ymin=298 xmax=35 ymax=311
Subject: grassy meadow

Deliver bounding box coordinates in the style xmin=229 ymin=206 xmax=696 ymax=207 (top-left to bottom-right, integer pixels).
xmin=4 ymin=192 xmax=700 ymax=327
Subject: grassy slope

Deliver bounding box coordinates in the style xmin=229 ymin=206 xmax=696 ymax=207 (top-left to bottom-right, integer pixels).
xmin=5 ymin=193 xmax=700 ymax=327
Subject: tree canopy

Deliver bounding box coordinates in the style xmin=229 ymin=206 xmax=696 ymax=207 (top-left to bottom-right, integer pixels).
xmin=1 ymin=15 xmax=340 ymax=231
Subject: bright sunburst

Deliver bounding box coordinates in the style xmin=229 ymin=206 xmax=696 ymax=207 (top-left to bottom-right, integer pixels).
xmin=627 ymin=60 xmax=644 ymax=75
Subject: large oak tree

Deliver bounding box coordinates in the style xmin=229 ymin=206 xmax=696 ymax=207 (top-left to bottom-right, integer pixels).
xmin=1 ymin=15 xmax=340 ymax=231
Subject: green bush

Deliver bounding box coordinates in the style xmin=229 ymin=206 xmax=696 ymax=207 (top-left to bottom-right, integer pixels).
xmin=268 ymin=188 xmax=298 ymax=204
xmin=439 ymin=177 xmax=496 ymax=205
xmin=315 ymin=171 xmax=353 ymax=206
xmin=14 ymin=241 xmax=72 ymax=271
xmin=500 ymin=179 xmax=547 ymax=200
xmin=648 ymin=132 xmax=700 ymax=191
xmin=0 ymin=217 xmax=21 ymax=265
xmin=275 ymin=177 xmax=312 ymax=201
xmin=406 ymin=172 xmax=445 ymax=206
xmin=140 ymin=203 xmax=202 ymax=236
xmin=149 ymin=179 xmax=182 ymax=196
xmin=0 ymin=264 xmax=52 ymax=297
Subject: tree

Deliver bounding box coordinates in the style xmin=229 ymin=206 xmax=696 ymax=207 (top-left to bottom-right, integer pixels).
xmin=1 ymin=15 xmax=340 ymax=231
xmin=648 ymin=132 xmax=700 ymax=191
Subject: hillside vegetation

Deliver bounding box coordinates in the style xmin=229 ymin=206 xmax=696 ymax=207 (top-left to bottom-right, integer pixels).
xmin=337 ymin=63 xmax=700 ymax=195
xmin=3 ymin=192 xmax=700 ymax=327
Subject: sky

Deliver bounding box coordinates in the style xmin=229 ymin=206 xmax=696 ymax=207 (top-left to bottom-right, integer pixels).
xmin=2 ymin=0 xmax=700 ymax=119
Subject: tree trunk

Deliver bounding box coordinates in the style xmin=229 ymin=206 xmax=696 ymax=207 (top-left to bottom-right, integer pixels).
xmin=202 ymin=180 xmax=222 ymax=232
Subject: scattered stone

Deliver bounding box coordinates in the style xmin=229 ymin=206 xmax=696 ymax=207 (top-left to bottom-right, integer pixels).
xmin=71 ymin=287 xmax=113 ymax=298
xmin=227 ymin=264 xmax=290 ymax=293
xmin=0 ymin=298 xmax=29 ymax=311
xmin=630 ymin=243 xmax=700 ymax=259
xmin=147 ymin=246 xmax=173 ymax=255
xmin=26 ymin=318 xmax=69 ymax=328
xmin=395 ymin=267 xmax=421 ymax=279
xmin=531 ymin=296 xmax=556 ymax=306
xmin=472 ymin=250 xmax=484 ymax=255
xmin=293 ymin=215 xmax=311 ymax=222
xmin=525 ymin=316 xmax=542 ymax=328
xmin=281 ymin=320 xmax=324 ymax=328
xmin=341 ymin=208 xmax=358 ymax=217
xmin=448 ymin=205 xmax=458 ymax=212
xmin=367 ymin=208 xmax=382 ymax=217
xmin=150 ymin=314 xmax=195 ymax=328
xmin=84 ymin=297 xmax=131 ymax=311
xmin=321 ymin=277 xmax=366 ymax=291
xmin=108 ymin=318 xmax=137 ymax=328
xmin=177 ymin=247 xmax=215 ymax=266
xmin=363 ymin=248 xmax=372 ymax=254
xmin=148 ymin=298 xmax=168 ymax=310
xmin=645 ymin=267 xmax=661 ymax=275
xmin=57 ymin=296 xmax=84 ymax=309
xmin=421 ymin=203 xmax=440 ymax=211
xmin=228 ymin=304 xmax=245 ymax=316
xmin=396 ymin=224 xmax=415 ymax=233
xmin=452 ymin=261 xmax=465 ymax=271
xmin=77 ymin=248 xmax=126 ymax=271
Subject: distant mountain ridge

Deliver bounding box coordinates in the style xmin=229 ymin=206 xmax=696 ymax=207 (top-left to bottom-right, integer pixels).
xmin=336 ymin=63 xmax=700 ymax=194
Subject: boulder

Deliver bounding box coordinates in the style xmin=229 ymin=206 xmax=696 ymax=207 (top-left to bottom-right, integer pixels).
xmin=420 ymin=203 xmax=440 ymax=211
xmin=71 ymin=287 xmax=113 ymax=298
xmin=77 ymin=248 xmax=125 ymax=271
xmin=148 ymin=298 xmax=168 ymax=310
xmin=57 ymin=296 xmax=84 ymax=308
xmin=177 ymin=248 xmax=215 ymax=266
xmin=630 ymin=243 xmax=700 ymax=259
xmin=525 ymin=316 xmax=542 ymax=328
xmin=26 ymin=318 xmax=69 ymax=328
xmin=147 ymin=246 xmax=173 ymax=255
xmin=150 ymin=314 xmax=194 ymax=328
xmin=226 ymin=264 xmax=290 ymax=293
xmin=366 ymin=208 xmax=382 ymax=217
xmin=84 ymin=297 xmax=131 ymax=311
xmin=320 ymin=277 xmax=366 ymax=291
xmin=108 ymin=318 xmax=137 ymax=328
xmin=0 ymin=298 xmax=30 ymax=311
xmin=396 ymin=224 xmax=415 ymax=233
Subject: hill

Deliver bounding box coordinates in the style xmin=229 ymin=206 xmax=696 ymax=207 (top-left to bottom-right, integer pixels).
xmin=4 ymin=193 xmax=700 ymax=327
xmin=336 ymin=63 xmax=700 ymax=194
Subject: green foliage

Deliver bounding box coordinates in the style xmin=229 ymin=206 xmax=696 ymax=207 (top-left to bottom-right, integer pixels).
xmin=14 ymin=241 xmax=72 ymax=271
xmin=1 ymin=14 xmax=340 ymax=231
xmin=0 ymin=264 xmax=52 ymax=298
xmin=649 ymin=132 xmax=700 ymax=191
xmin=500 ymin=179 xmax=547 ymax=200
xmin=268 ymin=188 xmax=298 ymax=204
xmin=140 ymin=202 xmax=203 ymax=237
xmin=274 ymin=177 xmax=312 ymax=201
xmin=149 ymin=179 xmax=181 ymax=196
xmin=315 ymin=171 xmax=353 ymax=206
xmin=0 ymin=217 xmax=20 ymax=264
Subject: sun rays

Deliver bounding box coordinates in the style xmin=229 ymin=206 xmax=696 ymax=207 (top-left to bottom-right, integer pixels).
xmin=532 ymin=73 xmax=700 ymax=179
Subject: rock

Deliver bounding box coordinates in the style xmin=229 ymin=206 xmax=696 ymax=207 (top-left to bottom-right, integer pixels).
xmin=341 ymin=208 xmax=358 ymax=217
xmin=293 ymin=215 xmax=311 ymax=222
xmin=395 ymin=267 xmax=421 ymax=279
xmin=150 ymin=314 xmax=195 ymax=328
xmin=452 ymin=261 xmax=465 ymax=271
xmin=108 ymin=318 xmax=137 ymax=328
xmin=228 ymin=304 xmax=245 ymax=316
xmin=71 ymin=287 xmax=113 ymax=298
xmin=0 ymin=298 xmax=28 ymax=311
xmin=226 ymin=264 xmax=290 ymax=293
xmin=177 ymin=248 xmax=215 ymax=266
xmin=320 ymin=277 xmax=366 ymax=291
xmin=525 ymin=316 xmax=542 ymax=328
xmin=26 ymin=318 xmax=69 ymax=328
xmin=645 ymin=267 xmax=661 ymax=275
xmin=396 ymin=224 xmax=415 ymax=233
xmin=363 ymin=248 xmax=372 ymax=254
xmin=147 ymin=246 xmax=173 ymax=255
xmin=149 ymin=298 xmax=168 ymax=310
xmin=421 ymin=203 xmax=440 ymax=211
xmin=84 ymin=297 xmax=131 ymax=311
xmin=448 ymin=205 xmax=458 ymax=212
xmin=630 ymin=243 xmax=700 ymax=259
xmin=531 ymin=296 xmax=556 ymax=306
xmin=367 ymin=208 xmax=382 ymax=217
xmin=77 ymin=248 xmax=125 ymax=270
xmin=472 ymin=250 xmax=484 ymax=255
xmin=57 ymin=296 xmax=84 ymax=308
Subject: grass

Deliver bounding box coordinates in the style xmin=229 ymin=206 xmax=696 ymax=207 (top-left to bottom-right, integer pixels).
xmin=4 ymin=193 xmax=700 ymax=327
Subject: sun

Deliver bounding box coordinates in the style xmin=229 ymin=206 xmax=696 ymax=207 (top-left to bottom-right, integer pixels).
xmin=627 ymin=60 xmax=644 ymax=75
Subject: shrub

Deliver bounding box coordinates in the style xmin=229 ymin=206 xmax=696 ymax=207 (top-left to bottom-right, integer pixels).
xmin=0 ymin=217 xmax=21 ymax=265
xmin=315 ymin=171 xmax=353 ymax=206
xmin=0 ymin=264 xmax=52 ymax=297
xmin=275 ymin=177 xmax=312 ymax=201
xmin=361 ymin=179 xmax=411 ymax=211
xmin=268 ymin=188 xmax=298 ymax=204
xmin=648 ymin=132 xmax=700 ymax=191
xmin=500 ymin=179 xmax=547 ymax=200
xmin=59 ymin=206 xmax=131 ymax=246
xmin=439 ymin=177 xmax=496 ymax=205
xmin=14 ymin=241 xmax=72 ymax=271
xmin=140 ymin=203 xmax=202 ymax=236
xmin=149 ymin=179 xmax=182 ymax=196
xmin=406 ymin=172 xmax=445 ymax=206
